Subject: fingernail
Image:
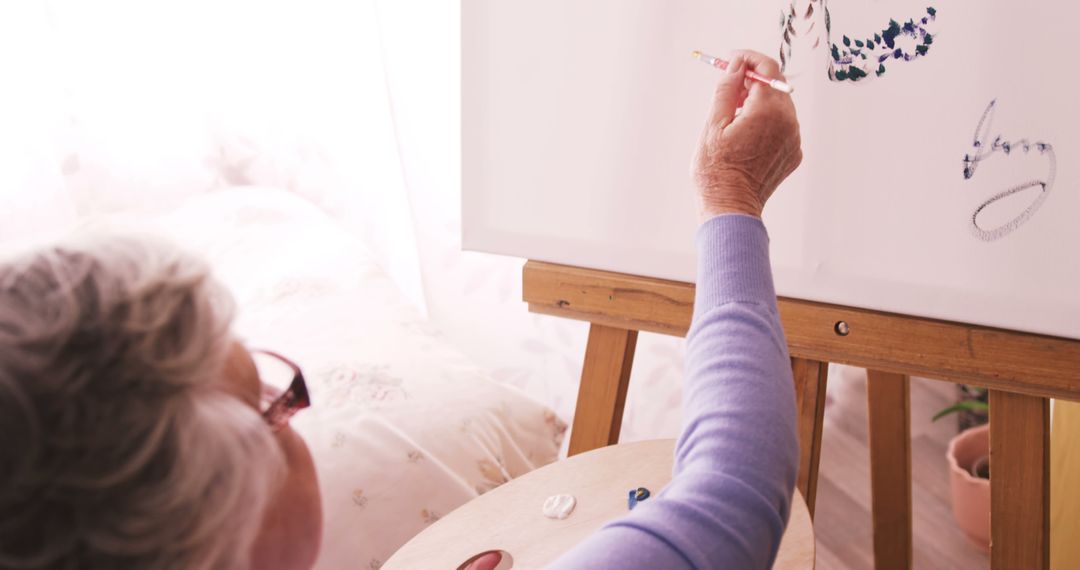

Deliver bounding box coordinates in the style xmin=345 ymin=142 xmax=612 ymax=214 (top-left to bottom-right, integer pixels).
xmin=727 ymin=57 xmax=744 ymax=75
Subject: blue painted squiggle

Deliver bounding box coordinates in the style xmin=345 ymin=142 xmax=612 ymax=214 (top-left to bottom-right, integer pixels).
xmin=962 ymin=100 xmax=1057 ymax=242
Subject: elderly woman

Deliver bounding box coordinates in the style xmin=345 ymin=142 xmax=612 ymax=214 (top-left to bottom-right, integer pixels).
xmin=0 ymin=234 xmax=322 ymax=569
xmin=0 ymin=50 xmax=799 ymax=569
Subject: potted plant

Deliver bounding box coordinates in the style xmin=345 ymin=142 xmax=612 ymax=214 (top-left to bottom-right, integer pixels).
xmin=950 ymin=385 xmax=989 ymax=431
xmin=934 ymin=392 xmax=990 ymax=550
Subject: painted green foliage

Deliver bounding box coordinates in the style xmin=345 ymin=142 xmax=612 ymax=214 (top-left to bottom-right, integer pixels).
xmin=827 ymin=5 xmax=938 ymax=83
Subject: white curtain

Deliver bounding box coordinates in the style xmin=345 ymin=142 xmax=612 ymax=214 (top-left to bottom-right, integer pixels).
xmin=0 ymin=0 xmax=689 ymax=443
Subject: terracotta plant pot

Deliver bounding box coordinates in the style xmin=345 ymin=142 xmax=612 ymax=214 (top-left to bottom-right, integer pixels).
xmin=947 ymin=424 xmax=990 ymax=550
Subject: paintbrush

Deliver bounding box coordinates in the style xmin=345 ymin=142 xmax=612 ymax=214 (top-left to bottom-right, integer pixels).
xmin=692 ymin=51 xmax=795 ymax=94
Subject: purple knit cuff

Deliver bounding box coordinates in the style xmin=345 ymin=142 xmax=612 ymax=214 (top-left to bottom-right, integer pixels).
xmin=693 ymin=214 xmax=777 ymax=320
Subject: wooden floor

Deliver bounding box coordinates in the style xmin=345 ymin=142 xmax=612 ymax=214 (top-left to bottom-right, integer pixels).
xmin=814 ymin=367 xmax=990 ymax=569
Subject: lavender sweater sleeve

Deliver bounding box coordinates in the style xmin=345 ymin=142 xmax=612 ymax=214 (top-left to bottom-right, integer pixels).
xmin=548 ymin=215 xmax=800 ymax=569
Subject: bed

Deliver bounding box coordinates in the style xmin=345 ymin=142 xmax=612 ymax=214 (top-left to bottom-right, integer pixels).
xmin=155 ymin=187 xmax=566 ymax=569
xmin=3 ymin=15 xmax=568 ymax=561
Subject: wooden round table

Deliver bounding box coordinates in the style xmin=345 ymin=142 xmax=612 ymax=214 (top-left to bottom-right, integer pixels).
xmin=384 ymin=439 xmax=815 ymax=569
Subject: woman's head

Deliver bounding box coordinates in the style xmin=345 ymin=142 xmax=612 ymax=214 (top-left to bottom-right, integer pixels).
xmin=0 ymin=234 xmax=320 ymax=569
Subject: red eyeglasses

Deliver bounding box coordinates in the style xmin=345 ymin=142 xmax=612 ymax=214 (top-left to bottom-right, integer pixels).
xmin=251 ymin=349 xmax=311 ymax=432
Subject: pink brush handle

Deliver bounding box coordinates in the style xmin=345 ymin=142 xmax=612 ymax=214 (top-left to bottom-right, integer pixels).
xmin=698 ymin=52 xmax=795 ymax=94
xmin=712 ymin=59 xmax=777 ymax=89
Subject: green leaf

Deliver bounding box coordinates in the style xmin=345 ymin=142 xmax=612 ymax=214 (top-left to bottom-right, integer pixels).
xmin=843 ymin=35 xmax=851 ymax=46
xmin=855 ymin=39 xmax=864 ymax=48
xmin=932 ymin=400 xmax=989 ymax=422
xmin=961 ymin=385 xmax=986 ymax=397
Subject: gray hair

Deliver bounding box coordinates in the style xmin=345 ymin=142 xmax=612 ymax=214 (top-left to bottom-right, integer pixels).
xmin=0 ymin=233 xmax=285 ymax=569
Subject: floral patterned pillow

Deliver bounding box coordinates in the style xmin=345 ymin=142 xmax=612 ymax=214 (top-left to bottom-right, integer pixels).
xmin=159 ymin=188 xmax=566 ymax=569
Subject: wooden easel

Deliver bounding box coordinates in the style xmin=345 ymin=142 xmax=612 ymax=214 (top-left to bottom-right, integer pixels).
xmin=523 ymin=260 xmax=1080 ymax=570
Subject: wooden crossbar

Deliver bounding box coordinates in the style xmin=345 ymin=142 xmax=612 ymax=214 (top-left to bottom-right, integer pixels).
xmin=524 ymin=260 xmax=1080 ymax=401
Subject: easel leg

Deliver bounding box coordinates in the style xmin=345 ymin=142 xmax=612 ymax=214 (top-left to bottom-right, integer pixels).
xmin=567 ymin=324 xmax=638 ymax=456
xmin=866 ymin=370 xmax=913 ymax=570
xmin=790 ymin=358 xmax=828 ymax=518
xmin=989 ymin=390 xmax=1050 ymax=570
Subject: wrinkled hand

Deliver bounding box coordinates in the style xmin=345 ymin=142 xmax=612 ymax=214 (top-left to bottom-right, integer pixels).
xmin=692 ymin=50 xmax=803 ymax=221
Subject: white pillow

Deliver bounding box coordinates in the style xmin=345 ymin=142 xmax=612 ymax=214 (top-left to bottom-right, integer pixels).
xmin=158 ymin=188 xmax=566 ymax=569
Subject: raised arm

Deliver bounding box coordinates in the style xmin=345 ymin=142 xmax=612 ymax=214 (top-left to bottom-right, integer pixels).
xmin=548 ymin=50 xmax=804 ymax=569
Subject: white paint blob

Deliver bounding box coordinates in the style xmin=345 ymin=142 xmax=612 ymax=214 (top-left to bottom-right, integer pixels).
xmin=542 ymin=494 xmax=576 ymax=520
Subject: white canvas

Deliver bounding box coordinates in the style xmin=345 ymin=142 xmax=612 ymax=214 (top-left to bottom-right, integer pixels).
xmin=463 ymin=0 xmax=1080 ymax=341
